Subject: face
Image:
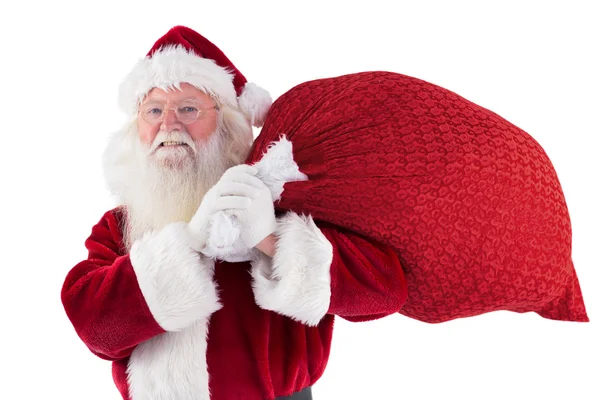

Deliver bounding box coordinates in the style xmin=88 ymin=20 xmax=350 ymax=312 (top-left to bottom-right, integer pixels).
xmin=104 ymin=83 xmax=253 ymax=250
xmin=137 ymin=83 xmax=219 ymax=168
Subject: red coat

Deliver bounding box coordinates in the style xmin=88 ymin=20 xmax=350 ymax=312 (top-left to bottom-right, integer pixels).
xmin=61 ymin=207 xmax=408 ymax=400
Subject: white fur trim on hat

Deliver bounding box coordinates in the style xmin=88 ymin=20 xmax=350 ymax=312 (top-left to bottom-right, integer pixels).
xmin=118 ymin=44 xmax=238 ymax=116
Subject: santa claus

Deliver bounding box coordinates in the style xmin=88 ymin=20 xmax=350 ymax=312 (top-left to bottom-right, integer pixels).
xmin=61 ymin=26 xmax=408 ymax=400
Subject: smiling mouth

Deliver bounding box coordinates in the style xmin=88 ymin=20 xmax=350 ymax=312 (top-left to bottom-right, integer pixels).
xmin=160 ymin=141 xmax=188 ymax=147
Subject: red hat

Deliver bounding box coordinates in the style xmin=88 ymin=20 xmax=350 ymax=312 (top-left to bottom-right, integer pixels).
xmin=119 ymin=26 xmax=272 ymax=127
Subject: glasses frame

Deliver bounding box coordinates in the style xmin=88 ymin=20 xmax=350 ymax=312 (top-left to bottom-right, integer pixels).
xmin=138 ymin=99 xmax=221 ymax=125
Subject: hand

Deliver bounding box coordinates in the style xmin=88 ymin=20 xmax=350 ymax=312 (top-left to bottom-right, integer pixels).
xmin=232 ymin=175 xmax=277 ymax=248
xmin=187 ymin=165 xmax=259 ymax=251
xmin=255 ymin=234 xmax=277 ymax=258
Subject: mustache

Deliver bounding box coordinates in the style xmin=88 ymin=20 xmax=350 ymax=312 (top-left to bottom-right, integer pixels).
xmin=149 ymin=131 xmax=196 ymax=153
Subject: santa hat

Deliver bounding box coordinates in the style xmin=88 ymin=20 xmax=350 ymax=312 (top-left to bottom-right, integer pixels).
xmin=119 ymin=25 xmax=272 ymax=127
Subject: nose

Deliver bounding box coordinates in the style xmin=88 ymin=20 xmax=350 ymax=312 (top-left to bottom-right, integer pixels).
xmin=160 ymin=108 xmax=183 ymax=132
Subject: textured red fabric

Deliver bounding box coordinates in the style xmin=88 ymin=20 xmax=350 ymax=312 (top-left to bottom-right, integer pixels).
xmin=247 ymin=71 xmax=588 ymax=324
xmin=61 ymin=210 xmax=165 ymax=362
xmin=62 ymin=208 xmax=406 ymax=399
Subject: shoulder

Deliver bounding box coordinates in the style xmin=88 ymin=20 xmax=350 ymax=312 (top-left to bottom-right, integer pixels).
xmin=86 ymin=206 xmax=128 ymax=256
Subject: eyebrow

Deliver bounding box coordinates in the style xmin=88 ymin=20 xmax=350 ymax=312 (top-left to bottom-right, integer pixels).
xmin=142 ymin=96 xmax=205 ymax=105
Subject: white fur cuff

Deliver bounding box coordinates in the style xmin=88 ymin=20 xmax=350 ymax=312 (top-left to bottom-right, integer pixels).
xmin=251 ymin=213 xmax=333 ymax=326
xmin=130 ymin=222 xmax=221 ymax=332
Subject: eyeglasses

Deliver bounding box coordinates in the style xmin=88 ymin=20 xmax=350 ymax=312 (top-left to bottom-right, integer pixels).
xmin=138 ymin=99 xmax=220 ymax=125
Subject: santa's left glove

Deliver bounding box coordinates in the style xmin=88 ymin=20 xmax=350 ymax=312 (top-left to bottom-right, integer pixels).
xmin=187 ymin=164 xmax=258 ymax=251
xmin=232 ymin=173 xmax=277 ymax=248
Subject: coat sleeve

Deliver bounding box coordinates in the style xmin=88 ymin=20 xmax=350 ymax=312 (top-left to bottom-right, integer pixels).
xmin=250 ymin=212 xmax=408 ymax=326
xmin=61 ymin=209 xmax=221 ymax=361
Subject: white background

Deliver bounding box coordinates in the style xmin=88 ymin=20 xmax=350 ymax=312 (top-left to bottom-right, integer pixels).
xmin=1 ymin=1 xmax=598 ymax=399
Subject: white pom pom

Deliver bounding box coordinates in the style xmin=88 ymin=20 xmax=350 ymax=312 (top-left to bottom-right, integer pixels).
xmin=238 ymin=82 xmax=272 ymax=128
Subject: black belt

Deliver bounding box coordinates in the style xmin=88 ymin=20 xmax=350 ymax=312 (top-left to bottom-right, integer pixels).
xmin=275 ymin=386 xmax=312 ymax=400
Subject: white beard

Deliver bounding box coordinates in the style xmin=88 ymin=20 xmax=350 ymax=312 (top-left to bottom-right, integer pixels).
xmin=103 ymin=122 xmax=248 ymax=251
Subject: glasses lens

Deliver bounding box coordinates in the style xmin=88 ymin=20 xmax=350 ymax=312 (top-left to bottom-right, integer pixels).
xmin=140 ymin=104 xmax=164 ymax=124
xmin=139 ymin=100 xmax=212 ymax=124
xmin=176 ymin=101 xmax=201 ymax=124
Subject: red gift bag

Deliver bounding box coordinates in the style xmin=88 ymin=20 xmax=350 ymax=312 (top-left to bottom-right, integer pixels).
xmin=246 ymin=71 xmax=588 ymax=324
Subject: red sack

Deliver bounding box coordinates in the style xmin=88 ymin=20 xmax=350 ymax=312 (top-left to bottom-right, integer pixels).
xmin=246 ymin=71 xmax=588 ymax=324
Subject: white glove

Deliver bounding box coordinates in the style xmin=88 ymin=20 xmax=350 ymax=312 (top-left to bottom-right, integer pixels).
xmin=203 ymin=211 xmax=257 ymax=262
xmin=187 ymin=164 xmax=259 ymax=252
xmin=232 ymin=173 xmax=277 ymax=248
